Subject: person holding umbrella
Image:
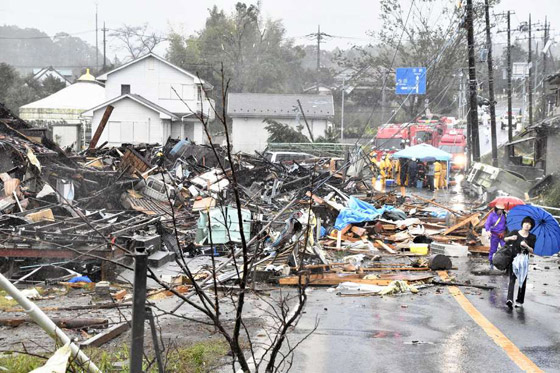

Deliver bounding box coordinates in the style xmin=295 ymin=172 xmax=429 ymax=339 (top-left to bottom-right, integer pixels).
xmin=503 ymin=216 xmax=536 ymax=308
xmin=484 ymin=203 xmax=507 ymax=269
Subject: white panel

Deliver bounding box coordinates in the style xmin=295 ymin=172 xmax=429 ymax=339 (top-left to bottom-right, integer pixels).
xmin=158 ymin=83 xmax=170 ymax=99
xmin=134 ymin=121 xmax=149 ymax=143
xmin=121 ymin=121 xmax=134 ymax=142
xmin=107 ymin=121 xmax=122 ymax=143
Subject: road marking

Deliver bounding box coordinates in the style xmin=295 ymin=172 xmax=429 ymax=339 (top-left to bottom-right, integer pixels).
xmin=438 ymin=271 xmax=543 ymax=373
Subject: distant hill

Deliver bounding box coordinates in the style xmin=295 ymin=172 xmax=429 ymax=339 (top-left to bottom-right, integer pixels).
xmin=0 ymin=25 xmax=101 ymax=78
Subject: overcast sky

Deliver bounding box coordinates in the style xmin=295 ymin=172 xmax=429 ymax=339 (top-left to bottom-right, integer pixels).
xmin=2 ymin=0 xmax=560 ymax=54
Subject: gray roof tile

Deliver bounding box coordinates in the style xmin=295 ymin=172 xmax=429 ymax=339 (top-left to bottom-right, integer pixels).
xmin=227 ymin=93 xmax=334 ymax=119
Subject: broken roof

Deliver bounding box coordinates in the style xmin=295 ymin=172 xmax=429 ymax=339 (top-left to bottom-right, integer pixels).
xmin=227 ymin=93 xmax=334 ymax=119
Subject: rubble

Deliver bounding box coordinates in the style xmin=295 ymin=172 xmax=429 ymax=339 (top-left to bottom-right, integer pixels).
xmin=0 ymin=104 xmax=505 ymax=354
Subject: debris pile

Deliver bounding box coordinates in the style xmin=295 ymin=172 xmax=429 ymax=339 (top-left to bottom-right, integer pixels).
xmin=0 ymin=104 xmax=498 ymax=349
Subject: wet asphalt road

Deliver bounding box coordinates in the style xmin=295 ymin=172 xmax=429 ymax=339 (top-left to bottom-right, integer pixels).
xmin=290 ymin=182 xmax=560 ymax=372
xmin=290 ymin=256 xmax=560 ymax=373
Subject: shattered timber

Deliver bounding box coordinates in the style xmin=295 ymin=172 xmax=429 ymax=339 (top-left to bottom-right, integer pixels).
xmin=0 ymin=88 xmax=559 ymax=370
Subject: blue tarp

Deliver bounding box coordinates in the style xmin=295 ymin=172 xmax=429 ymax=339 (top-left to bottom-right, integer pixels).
xmin=334 ymin=197 xmax=393 ymax=230
xmin=68 ymin=276 xmax=92 ymax=283
xmin=391 ymin=143 xmax=452 ymax=161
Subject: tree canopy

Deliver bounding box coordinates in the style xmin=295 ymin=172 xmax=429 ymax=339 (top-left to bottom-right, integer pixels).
xmin=0 ymin=63 xmax=67 ymax=114
xmin=166 ymin=3 xmax=308 ymax=93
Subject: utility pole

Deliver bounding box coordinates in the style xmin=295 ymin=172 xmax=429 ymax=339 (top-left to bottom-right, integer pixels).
xmin=316 ymin=25 xmax=321 ymax=93
xmin=95 ymin=3 xmax=99 ymax=72
xmin=307 ymin=25 xmax=330 ymax=93
xmin=102 ymin=22 xmax=107 ymax=71
xmin=485 ymin=0 xmax=498 ymax=167
xmin=341 ymin=78 xmax=345 ymax=140
xmin=130 ymin=245 xmax=148 ymax=373
xmin=507 ymin=11 xmax=514 ymax=157
xmin=528 ymin=14 xmax=533 ymax=126
xmin=466 ymin=0 xmax=480 ymax=162
xmin=542 ymin=17 xmax=548 ymax=118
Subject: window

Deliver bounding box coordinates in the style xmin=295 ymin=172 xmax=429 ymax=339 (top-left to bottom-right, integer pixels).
xmin=121 ymin=84 xmax=131 ymax=95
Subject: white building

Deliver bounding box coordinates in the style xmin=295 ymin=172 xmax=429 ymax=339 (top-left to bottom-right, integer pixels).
xmin=227 ymin=93 xmax=334 ymax=154
xmin=32 ymin=66 xmax=73 ymax=86
xmin=82 ymin=53 xmax=214 ymax=147
xmin=19 ymin=69 xmax=105 ymax=151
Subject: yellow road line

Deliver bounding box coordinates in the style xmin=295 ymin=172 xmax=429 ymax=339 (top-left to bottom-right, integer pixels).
xmin=438 ymin=271 xmax=543 ymax=373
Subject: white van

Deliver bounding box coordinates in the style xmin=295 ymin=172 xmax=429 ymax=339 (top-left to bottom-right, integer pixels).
xmin=263 ymin=151 xmax=315 ymax=164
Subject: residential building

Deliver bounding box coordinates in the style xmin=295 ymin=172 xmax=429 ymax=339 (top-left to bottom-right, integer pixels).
xmin=227 ymin=93 xmax=334 ymax=154
xmin=32 ymin=66 xmax=73 ymax=86
xmin=19 ymin=69 xmax=105 ymax=151
xmin=82 ymin=53 xmax=214 ymax=147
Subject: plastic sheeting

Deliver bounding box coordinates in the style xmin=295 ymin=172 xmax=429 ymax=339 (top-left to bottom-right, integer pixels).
xmin=512 ymin=253 xmax=529 ymax=289
xmin=334 ymin=197 xmax=400 ymax=230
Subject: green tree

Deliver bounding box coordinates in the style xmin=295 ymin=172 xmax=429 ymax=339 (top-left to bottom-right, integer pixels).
xmin=265 ymin=119 xmax=310 ymax=143
xmin=166 ymin=3 xmax=307 ymax=93
xmin=334 ymin=0 xmax=480 ymax=134
xmin=0 ymin=63 xmax=68 ymax=114
xmin=0 ymin=63 xmax=19 ymax=106
xmin=41 ymin=75 xmax=67 ymax=95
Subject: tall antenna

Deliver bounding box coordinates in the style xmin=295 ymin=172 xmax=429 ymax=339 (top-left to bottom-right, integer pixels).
xmin=95 ymin=2 xmax=99 ymax=72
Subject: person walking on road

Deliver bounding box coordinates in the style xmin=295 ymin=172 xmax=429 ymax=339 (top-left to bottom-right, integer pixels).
xmin=503 ymin=216 xmax=536 ymax=309
xmin=484 ymin=203 xmax=507 ymax=269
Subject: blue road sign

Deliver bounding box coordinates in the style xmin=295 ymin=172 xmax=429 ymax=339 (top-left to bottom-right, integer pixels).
xmin=395 ymin=67 xmax=427 ymax=95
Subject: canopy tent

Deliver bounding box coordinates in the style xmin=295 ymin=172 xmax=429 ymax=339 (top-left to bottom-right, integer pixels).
xmin=391 ymin=144 xmax=452 ymax=161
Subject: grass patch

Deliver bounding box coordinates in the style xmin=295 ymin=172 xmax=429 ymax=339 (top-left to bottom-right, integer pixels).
xmin=0 ymin=352 xmax=45 ymax=372
xmin=0 ymin=339 xmax=229 ymax=373
xmin=168 ymin=339 xmax=229 ymax=373
xmin=0 ymin=290 xmax=18 ymax=310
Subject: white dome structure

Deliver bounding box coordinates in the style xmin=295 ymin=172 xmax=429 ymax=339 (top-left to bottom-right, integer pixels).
xmin=20 ymin=69 xmax=105 ymax=123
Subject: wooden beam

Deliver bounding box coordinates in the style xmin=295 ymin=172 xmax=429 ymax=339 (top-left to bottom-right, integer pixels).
xmin=79 ymin=322 xmax=129 ymax=348
xmin=411 ymin=194 xmax=461 ymax=215
xmin=441 ymin=213 xmax=480 ymax=236
xmin=375 ymin=240 xmax=397 ymax=254
xmin=89 ymin=105 xmax=114 ymax=150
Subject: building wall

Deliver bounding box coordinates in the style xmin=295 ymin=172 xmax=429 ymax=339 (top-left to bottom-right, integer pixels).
xmin=19 ymin=108 xmax=83 ymax=123
xmin=231 ymin=117 xmax=330 ymax=154
xmin=170 ymin=120 xmax=205 ymax=144
xmin=90 ymin=98 xmax=166 ymax=146
xmin=104 ymin=56 xmax=210 ymax=115
xmin=546 ymin=132 xmax=560 ymax=175
xmin=52 ymin=124 xmax=80 ymax=151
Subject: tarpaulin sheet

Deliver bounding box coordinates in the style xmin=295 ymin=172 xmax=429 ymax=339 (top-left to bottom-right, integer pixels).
xmin=334 ymin=197 xmax=392 ymax=230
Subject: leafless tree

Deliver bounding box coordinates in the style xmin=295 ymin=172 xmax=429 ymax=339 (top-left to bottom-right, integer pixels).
xmin=109 ymin=24 xmax=167 ymax=61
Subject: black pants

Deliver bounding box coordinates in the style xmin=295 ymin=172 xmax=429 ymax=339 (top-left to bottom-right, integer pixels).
xmin=507 ymin=270 xmax=527 ymax=304
xmin=427 ymin=175 xmax=434 ymax=191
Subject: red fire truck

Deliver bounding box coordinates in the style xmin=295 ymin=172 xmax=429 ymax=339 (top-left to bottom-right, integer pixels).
xmin=438 ymin=129 xmax=467 ymax=171
xmin=373 ymin=123 xmax=410 ymax=152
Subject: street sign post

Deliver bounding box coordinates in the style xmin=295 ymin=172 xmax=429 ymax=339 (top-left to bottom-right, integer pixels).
xmin=396 ymin=67 xmax=427 ymax=95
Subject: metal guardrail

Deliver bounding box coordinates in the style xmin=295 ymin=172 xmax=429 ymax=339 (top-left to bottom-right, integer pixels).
xmin=265 ymin=142 xmax=363 ymax=157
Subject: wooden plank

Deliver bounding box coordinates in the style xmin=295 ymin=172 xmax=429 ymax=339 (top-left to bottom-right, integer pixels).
xmin=79 ymin=322 xmax=130 ymax=348
xmin=350 ymin=226 xmax=367 ymax=236
xmin=441 ymin=213 xmax=480 ymax=236
xmin=305 ymin=191 xmax=325 ymax=205
xmin=411 ymin=193 xmax=461 ymax=215
xmin=375 ymin=240 xmax=397 ymax=254
xmin=278 ymin=272 xmax=433 ymax=286
xmin=361 ymin=267 xmax=429 ymax=271
xmin=473 ymin=209 xmax=492 ymax=230
xmin=468 ymin=245 xmax=490 ymax=253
